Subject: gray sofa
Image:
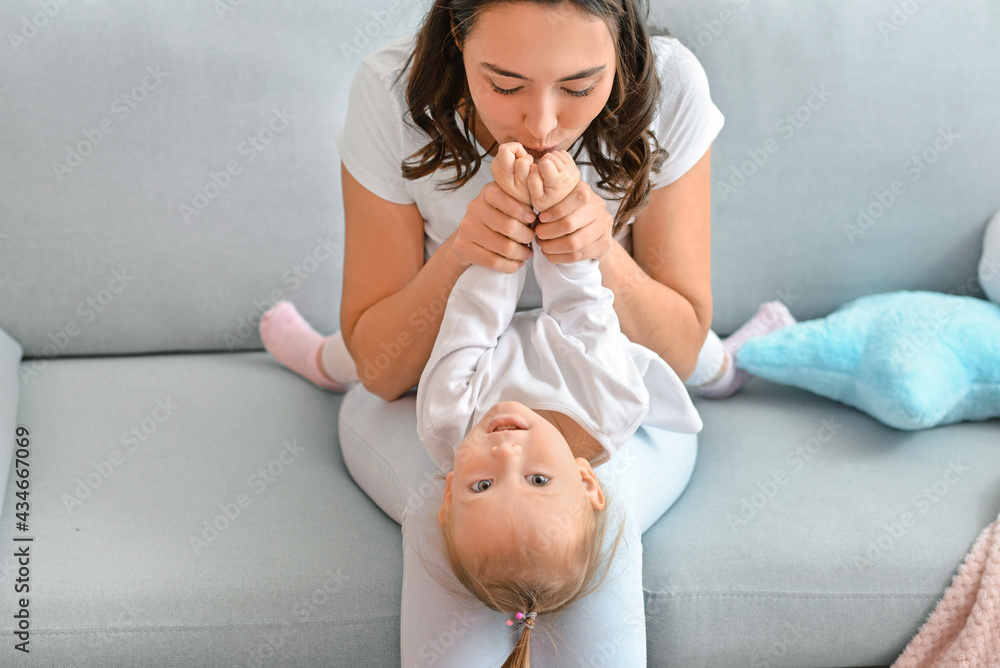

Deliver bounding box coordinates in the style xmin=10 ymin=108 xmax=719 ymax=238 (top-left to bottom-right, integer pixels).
xmin=1 ymin=0 xmax=998 ymax=666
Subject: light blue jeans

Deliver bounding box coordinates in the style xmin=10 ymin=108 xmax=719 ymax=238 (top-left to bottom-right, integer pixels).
xmin=338 ymin=384 xmax=698 ymax=668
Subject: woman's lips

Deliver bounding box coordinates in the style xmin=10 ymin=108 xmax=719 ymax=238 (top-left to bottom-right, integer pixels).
xmin=487 ymin=416 xmax=529 ymax=433
xmin=525 ymin=147 xmax=557 ymax=161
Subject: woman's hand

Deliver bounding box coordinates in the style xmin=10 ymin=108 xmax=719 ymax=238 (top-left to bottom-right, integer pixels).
xmin=533 ymin=180 xmax=615 ymax=264
xmin=450 ymin=180 xmax=537 ymax=274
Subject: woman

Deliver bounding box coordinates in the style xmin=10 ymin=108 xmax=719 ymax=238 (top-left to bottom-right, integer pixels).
xmin=260 ymin=0 xmax=792 ymax=663
xmin=339 ymin=0 xmax=714 ymax=400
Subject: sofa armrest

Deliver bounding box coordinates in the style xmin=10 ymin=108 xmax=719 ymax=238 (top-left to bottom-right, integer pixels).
xmin=0 ymin=326 xmax=24 ymax=518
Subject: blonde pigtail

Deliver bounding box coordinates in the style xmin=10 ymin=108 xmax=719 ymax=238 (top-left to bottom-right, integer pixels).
xmin=501 ymin=615 xmax=535 ymax=668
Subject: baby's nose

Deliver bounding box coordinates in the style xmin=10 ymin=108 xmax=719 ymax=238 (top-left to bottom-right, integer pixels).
xmin=492 ymin=440 xmax=522 ymax=458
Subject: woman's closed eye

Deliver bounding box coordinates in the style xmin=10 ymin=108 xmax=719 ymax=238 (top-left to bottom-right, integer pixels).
xmin=471 ymin=474 xmax=551 ymax=492
xmin=489 ymin=81 xmax=593 ymax=98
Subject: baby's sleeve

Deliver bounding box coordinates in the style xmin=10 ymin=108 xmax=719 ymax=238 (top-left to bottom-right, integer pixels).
xmin=531 ymin=239 xmax=622 ymax=357
xmin=530 ymin=240 xmax=703 ymax=446
xmin=415 ymin=264 xmax=527 ymax=469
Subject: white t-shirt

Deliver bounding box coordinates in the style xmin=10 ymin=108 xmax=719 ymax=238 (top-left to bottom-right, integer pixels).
xmin=334 ymin=33 xmax=724 ymax=310
xmin=416 ymin=238 xmax=703 ymax=473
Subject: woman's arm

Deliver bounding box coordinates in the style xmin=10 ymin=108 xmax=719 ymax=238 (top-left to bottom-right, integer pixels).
xmin=339 ymin=163 xmax=462 ymax=401
xmin=598 ymin=147 xmax=714 ymax=382
xmin=339 ymin=163 xmax=536 ymax=401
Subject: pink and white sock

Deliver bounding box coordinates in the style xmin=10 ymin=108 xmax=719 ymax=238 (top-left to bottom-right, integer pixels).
xmin=259 ymin=301 xmax=355 ymax=392
xmin=695 ymin=301 xmax=796 ymax=399
xmin=320 ymin=329 xmax=360 ymax=387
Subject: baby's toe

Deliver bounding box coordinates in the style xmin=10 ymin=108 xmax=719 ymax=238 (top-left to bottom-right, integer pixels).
xmin=515 ymin=156 xmax=532 ymax=182
xmin=538 ymin=156 xmax=559 ymax=182
xmin=552 ymin=150 xmax=573 ymax=166
xmin=491 ymin=147 xmax=513 ymax=179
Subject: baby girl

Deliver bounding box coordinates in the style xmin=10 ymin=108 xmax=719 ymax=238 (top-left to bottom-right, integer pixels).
xmin=416 ymin=142 xmax=703 ymax=658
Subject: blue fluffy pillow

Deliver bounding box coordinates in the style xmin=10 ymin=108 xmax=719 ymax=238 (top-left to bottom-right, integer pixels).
xmin=736 ymin=291 xmax=1000 ymax=430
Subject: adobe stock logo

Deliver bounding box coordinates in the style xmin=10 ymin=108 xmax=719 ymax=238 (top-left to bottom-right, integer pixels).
xmin=854 ymin=460 xmax=970 ymax=572
xmin=686 ymin=0 xmax=752 ymax=57
xmin=716 ymin=84 xmax=834 ymax=202
xmin=179 ymin=107 xmax=294 ymax=224
xmin=189 ymin=439 xmax=306 ymax=556
xmin=19 ymin=267 xmax=136 ymax=385
xmin=7 ymin=0 xmax=71 ymax=52
xmin=51 ymin=66 xmax=170 ymax=182
xmin=62 ymin=397 xmax=181 ymax=514
xmin=727 ymin=416 xmax=844 ymax=530
xmin=842 ymin=127 xmax=959 ymax=245
xmin=339 ymin=0 xmax=404 ymax=62
xmin=877 ymin=0 xmax=932 ymax=40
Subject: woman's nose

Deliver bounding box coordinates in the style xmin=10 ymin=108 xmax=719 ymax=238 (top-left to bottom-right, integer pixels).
xmin=524 ymin=94 xmax=557 ymax=142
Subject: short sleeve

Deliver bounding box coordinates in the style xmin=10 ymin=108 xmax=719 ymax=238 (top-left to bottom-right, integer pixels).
xmin=648 ymin=37 xmax=725 ymax=188
xmin=334 ymin=60 xmax=414 ymax=205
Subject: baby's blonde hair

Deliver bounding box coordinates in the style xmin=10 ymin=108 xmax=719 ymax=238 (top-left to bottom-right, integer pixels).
xmin=434 ymin=478 xmax=624 ymax=668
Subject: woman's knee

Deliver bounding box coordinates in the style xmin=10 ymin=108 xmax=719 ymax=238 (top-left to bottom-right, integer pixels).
xmin=338 ymin=385 xmax=446 ymax=525
xmin=597 ymin=427 xmax=698 ymax=534
xmin=401 ymin=512 xmax=514 ymax=666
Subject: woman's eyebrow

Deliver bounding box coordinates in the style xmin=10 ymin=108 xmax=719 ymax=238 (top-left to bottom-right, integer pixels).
xmin=480 ymin=63 xmax=606 ymax=82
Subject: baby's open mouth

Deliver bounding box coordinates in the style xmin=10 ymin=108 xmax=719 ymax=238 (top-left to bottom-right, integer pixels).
xmin=487 ymin=416 xmax=528 ymax=433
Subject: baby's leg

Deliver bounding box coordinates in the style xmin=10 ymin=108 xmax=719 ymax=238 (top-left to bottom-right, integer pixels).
xmin=339 ymin=386 xmax=515 ymax=667
xmin=529 ymin=425 xmax=699 ymax=666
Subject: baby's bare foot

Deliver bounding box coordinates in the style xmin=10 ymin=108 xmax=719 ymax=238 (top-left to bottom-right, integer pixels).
xmin=490 ymin=142 xmax=533 ymax=207
xmin=527 ymin=150 xmax=581 ymax=213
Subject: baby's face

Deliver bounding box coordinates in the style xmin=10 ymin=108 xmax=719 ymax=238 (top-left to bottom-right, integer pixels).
xmin=439 ymin=401 xmax=606 ymax=569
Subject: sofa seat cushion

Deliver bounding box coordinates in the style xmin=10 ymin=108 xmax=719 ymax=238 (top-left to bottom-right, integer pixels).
xmin=0 ymin=352 xmax=402 ymax=667
xmin=4 ymin=351 xmax=998 ymax=667
xmin=642 ymin=380 xmax=1000 ymax=668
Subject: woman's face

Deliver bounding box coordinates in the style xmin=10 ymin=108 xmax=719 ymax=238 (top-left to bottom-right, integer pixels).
xmin=457 ymin=1 xmax=617 ymax=162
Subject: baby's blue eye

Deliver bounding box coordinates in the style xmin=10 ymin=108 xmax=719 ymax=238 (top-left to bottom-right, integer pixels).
xmin=528 ymin=474 xmax=550 ymax=486
xmin=473 ymin=480 xmax=492 ymax=492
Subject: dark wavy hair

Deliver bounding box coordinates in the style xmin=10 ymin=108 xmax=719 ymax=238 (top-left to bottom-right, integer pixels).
xmin=393 ymin=0 xmax=669 ymax=237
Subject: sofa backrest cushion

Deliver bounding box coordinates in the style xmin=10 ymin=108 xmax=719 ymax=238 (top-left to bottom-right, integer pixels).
xmin=1 ymin=0 xmax=998 ymax=357
xmin=0 ymin=0 xmax=429 ymax=358
xmin=659 ymin=0 xmax=1000 ymax=331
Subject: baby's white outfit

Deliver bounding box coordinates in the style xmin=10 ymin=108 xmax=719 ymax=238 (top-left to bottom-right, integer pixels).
xmin=416 ymin=238 xmax=703 ymax=471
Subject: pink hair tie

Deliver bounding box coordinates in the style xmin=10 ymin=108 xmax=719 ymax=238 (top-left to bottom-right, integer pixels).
xmin=506 ymin=611 xmax=537 ymax=629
